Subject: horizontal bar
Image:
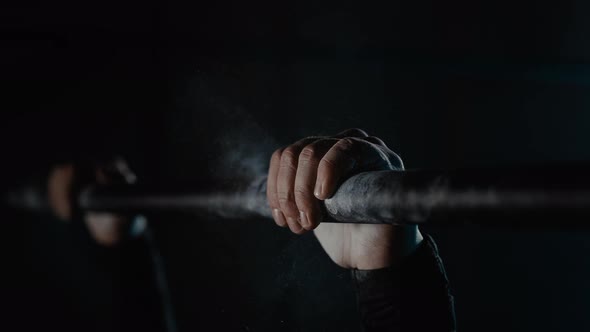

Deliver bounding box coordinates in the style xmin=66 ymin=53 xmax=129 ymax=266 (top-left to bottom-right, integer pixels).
xmin=75 ymin=164 xmax=590 ymax=227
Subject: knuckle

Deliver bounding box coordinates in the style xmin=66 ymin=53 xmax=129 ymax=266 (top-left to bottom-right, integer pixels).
xmin=347 ymin=128 xmax=368 ymax=137
xmin=271 ymin=149 xmax=283 ymax=162
xmin=266 ymin=187 xmax=278 ymax=206
xmin=279 ymin=162 xmax=297 ymax=173
xmin=337 ymin=137 xmax=357 ymax=151
xmin=267 ymin=197 xmax=279 ymax=209
xmin=294 ymin=187 xmax=314 ymax=204
xmin=277 ymin=194 xmax=292 ymax=206
xmin=319 ymin=157 xmax=338 ymax=171
xmin=299 ymin=145 xmax=319 ymax=163
xmin=280 ymin=147 xmax=299 ymax=166
xmin=294 ymin=201 xmax=314 ymax=216
xmin=266 ymin=191 xmax=274 ymax=203
xmin=277 ymin=193 xmax=297 ymax=211
xmin=366 ymin=136 xmax=385 ymax=146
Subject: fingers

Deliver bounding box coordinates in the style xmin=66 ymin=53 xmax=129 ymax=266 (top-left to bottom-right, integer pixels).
xmin=86 ymin=158 xmax=136 ymax=247
xmin=268 ymin=138 xmax=316 ymax=234
xmin=316 ymin=137 xmax=371 ymax=200
xmin=268 ymin=128 xmax=397 ymax=234
xmin=364 ymin=136 xmax=386 ymax=147
xmin=276 ymin=143 xmax=308 ymax=234
xmin=294 ymin=140 xmax=335 ymax=230
xmin=48 ymin=164 xmax=76 ymax=221
xmin=267 ymin=149 xmax=287 ymax=227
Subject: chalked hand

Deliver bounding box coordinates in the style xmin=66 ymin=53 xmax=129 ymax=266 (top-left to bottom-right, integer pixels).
xmin=266 ymin=129 xmax=423 ymax=269
xmin=48 ymin=158 xmax=138 ymax=247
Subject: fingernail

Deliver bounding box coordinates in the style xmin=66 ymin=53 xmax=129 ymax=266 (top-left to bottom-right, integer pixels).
xmin=273 ymin=209 xmax=286 ymax=226
xmin=299 ymin=211 xmax=308 ymax=227
xmin=314 ymin=182 xmax=323 ymax=199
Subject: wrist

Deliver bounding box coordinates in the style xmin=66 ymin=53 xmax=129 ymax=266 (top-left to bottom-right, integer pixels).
xmin=354 ymin=225 xmax=423 ymax=270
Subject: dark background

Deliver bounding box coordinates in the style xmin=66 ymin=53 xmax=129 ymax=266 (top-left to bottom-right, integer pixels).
xmin=2 ymin=0 xmax=590 ymax=331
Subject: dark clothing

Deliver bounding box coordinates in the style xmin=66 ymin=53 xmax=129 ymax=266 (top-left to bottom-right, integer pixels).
xmin=353 ymin=235 xmax=456 ymax=332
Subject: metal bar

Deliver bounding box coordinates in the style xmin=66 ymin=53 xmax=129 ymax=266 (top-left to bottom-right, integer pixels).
xmin=74 ymin=164 xmax=590 ymax=227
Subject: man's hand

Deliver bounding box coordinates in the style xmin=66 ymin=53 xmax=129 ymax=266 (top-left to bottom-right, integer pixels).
xmin=267 ymin=129 xmax=423 ymax=270
xmin=48 ymin=159 xmax=137 ymax=247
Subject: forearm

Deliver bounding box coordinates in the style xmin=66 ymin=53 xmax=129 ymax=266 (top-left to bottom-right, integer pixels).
xmin=352 ymin=234 xmax=456 ymax=332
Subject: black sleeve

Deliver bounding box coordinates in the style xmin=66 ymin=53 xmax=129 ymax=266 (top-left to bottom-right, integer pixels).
xmin=351 ymin=234 xmax=456 ymax=332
